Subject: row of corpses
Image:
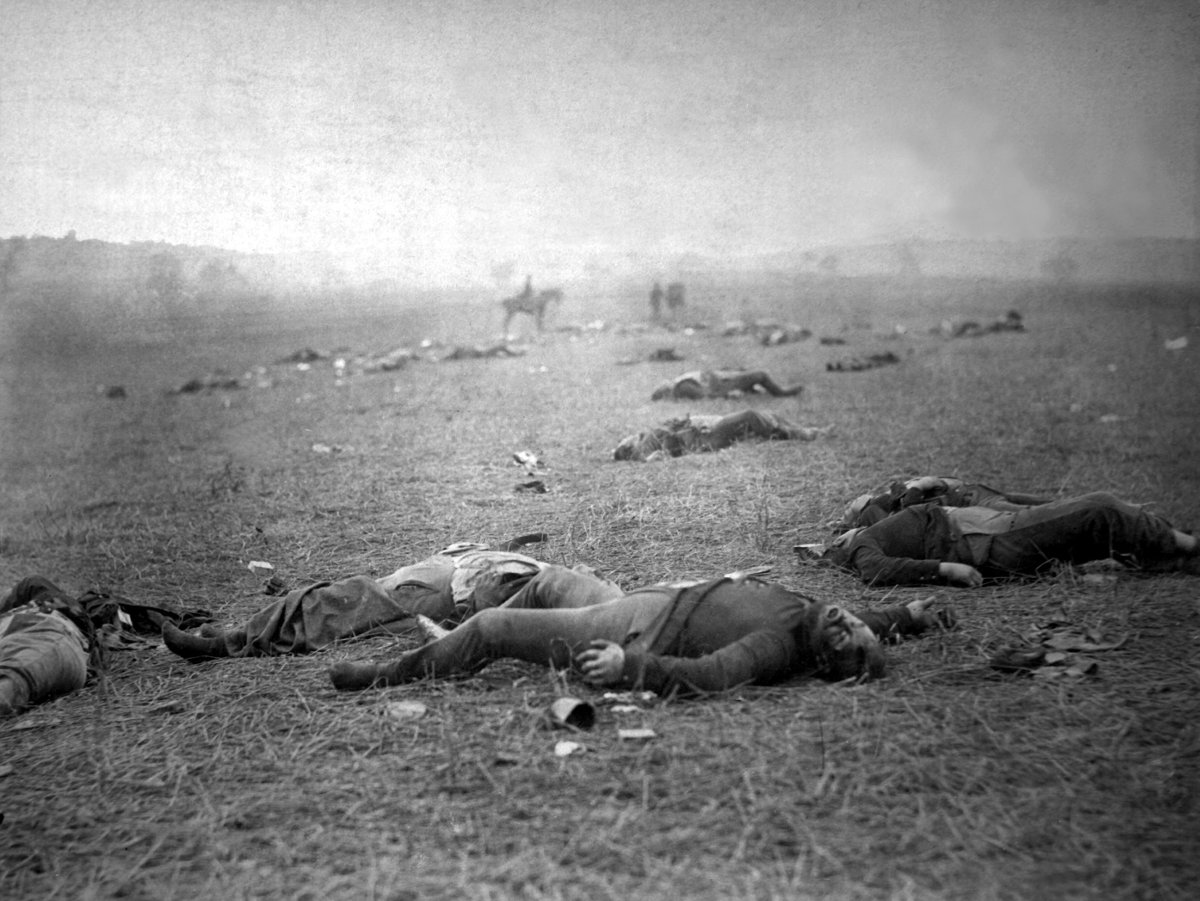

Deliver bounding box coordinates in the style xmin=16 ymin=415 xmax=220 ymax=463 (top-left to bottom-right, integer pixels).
xmin=14 ymin=303 xmax=1185 ymax=724
xmin=92 ymin=311 xmax=1017 ymax=480
xmin=125 ymin=308 xmax=1022 ymax=398
xmin=18 ymin=304 xmax=1192 ymax=725
xmin=6 ymin=473 xmax=1197 ymax=718
xmin=123 ymin=340 xmax=532 ymax=397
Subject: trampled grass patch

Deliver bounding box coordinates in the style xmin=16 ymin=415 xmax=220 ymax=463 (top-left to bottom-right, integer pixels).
xmin=1 ymin=276 xmax=1198 ymax=899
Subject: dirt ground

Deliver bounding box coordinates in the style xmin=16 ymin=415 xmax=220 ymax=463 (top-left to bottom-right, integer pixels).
xmin=2 ymin=275 xmax=1199 ymax=900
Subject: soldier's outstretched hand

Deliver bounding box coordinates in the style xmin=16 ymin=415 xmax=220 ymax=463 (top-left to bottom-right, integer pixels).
xmin=906 ymin=596 xmax=958 ymax=632
xmin=576 ymin=639 xmax=625 ymax=686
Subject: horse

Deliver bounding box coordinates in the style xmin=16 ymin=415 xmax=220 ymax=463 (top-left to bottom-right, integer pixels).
xmin=501 ymin=288 xmax=564 ymax=334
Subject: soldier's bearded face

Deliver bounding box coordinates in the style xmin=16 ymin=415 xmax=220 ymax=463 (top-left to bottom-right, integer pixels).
xmin=817 ymin=605 xmax=884 ymax=681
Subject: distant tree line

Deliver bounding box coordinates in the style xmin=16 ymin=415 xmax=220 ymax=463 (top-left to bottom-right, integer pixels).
xmin=0 ymin=234 xmax=272 ymax=319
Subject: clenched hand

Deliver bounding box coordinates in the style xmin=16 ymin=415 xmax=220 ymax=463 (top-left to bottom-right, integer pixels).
xmin=576 ymin=639 xmax=625 ymax=686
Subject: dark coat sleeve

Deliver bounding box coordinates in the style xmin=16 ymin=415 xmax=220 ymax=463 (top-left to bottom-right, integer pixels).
xmin=855 ymin=605 xmax=926 ymax=642
xmin=846 ymin=539 xmax=943 ymax=586
xmin=618 ymin=630 xmax=801 ymax=696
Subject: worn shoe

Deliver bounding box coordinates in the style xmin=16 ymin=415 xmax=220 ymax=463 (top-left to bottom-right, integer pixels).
xmin=329 ymin=661 xmax=384 ymax=691
xmin=1179 ymin=550 xmax=1200 ymax=576
xmin=0 ymin=676 xmax=29 ymax=718
xmin=162 ymin=622 xmax=228 ymax=661
xmin=990 ymin=646 xmax=1046 ymax=673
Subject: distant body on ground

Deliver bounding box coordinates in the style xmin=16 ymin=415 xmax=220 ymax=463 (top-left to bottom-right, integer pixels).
xmin=650 ymin=368 xmax=803 ymax=401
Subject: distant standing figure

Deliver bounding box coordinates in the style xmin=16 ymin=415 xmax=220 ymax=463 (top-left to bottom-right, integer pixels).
xmin=651 ymin=368 xmax=804 ymax=401
xmin=666 ymin=281 xmax=685 ymax=318
xmin=649 ymin=281 xmax=664 ymax=321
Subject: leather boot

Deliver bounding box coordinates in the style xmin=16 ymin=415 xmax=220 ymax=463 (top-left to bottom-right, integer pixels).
xmin=329 ymin=661 xmax=384 ymax=691
xmin=162 ymin=622 xmax=229 ymax=661
xmin=0 ymin=676 xmax=29 ymax=717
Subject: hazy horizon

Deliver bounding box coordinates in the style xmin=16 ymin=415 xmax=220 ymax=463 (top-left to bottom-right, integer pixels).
xmin=3 ymin=0 xmax=1197 ymax=287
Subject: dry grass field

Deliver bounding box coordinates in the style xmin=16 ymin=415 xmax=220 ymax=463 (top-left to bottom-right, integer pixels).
xmin=2 ymin=275 xmax=1199 ymax=900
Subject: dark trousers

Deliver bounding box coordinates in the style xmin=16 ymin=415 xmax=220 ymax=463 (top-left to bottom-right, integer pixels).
xmin=981 ymin=492 xmax=1180 ymax=577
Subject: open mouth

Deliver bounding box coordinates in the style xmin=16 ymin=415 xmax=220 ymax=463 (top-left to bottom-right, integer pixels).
xmin=822 ymin=606 xmax=877 ymax=658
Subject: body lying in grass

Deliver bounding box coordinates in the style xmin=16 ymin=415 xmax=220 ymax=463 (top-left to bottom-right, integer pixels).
xmin=161 ymin=540 xmax=607 ymax=661
xmin=329 ymin=565 xmax=950 ymax=696
xmin=613 ymin=409 xmax=831 ymax=462
xmin=824 ymin=491 xmax=1200 ymax=587
xmin=838 ymin=475 xmax=1053 ymax=530
xmin=1 ymin=576 xmax=209 ymax=717
xmin=650 ymin=368 xmax=804 ymax=401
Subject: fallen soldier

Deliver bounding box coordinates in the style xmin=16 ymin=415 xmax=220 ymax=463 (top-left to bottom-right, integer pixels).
xmin=160 ymin=541 xmax=613 ymax=661
xmin=760 ymin=325 xmax=812 ymax=347
xmin=651 ymin=368 xmax=803 ymax=401
xmin=1 ymin=576 xmax=210 ymax=717
xmin=613 ymin=409 xmax=832 ymax=462
xmin=825 ymin=351 xmax=901 ymax=372
xmin=838 ymin=476 xmax=1054 ymax=529
xmin=440 ymin=343 xmax=526 ymax=361
xmin=328 ymin=565 xmax=951 ymax=696
xmin=823 ymin=491 xmax=1200 ymax=587
xmin=360 ymin=346 xmax=417 ymax=372
xmin=170 ymin=373 xmax=243 ymax=394
xmin=941 ymin=310 xmax=1025 ymax=338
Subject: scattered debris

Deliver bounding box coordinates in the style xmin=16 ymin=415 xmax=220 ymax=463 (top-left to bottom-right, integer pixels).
xmin=545 ymin=697 xmax=595 ymax=731
xmin=1098 ymin=414 xmax=1122 ymax=424
xmin=263 ymin=575 xmax=289 ymax=595
xmin=554 ymin=741 xmax=585 ymax=757
xmin=1164 ymin=336 xmax=1188 ymax=351
xmin=819 ymin=336 xmax=847 ymax=345
xmin=600 ymin=691 xmax=657 ymax=706
xmin=618 ymin=728 xmax=657 ymax=742
xmin=97 ymin=385 xmax=127 ymax=399
xmin=497 ymin=532 xmax=549 ymax=551
xmin=385 ymin=700 xmax=427 ymax=721
xmin=513 ymin=450 xmax=542 ymax=474
xmin=990 ymin=623 xmax=1127 ymax=678
xmin=11 ymin=717 xmax=62 ymax=731
xmin=247 ymin=560 xmax=274 ymax=576
xmin=512 ymin=451 xmax=547 ymax=492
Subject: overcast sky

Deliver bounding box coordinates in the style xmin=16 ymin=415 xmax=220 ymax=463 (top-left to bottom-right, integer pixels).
xmin=2 ymin=0 xmax=1197 ymax=284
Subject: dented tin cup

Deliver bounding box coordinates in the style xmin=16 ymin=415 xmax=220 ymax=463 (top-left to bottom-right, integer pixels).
xmin=545 ymin=697 xmax=595 ymax=731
